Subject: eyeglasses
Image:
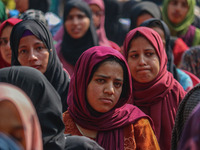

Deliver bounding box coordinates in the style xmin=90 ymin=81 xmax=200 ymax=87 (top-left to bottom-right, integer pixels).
xmin=0 ymin=38 xmax=9 ymax=46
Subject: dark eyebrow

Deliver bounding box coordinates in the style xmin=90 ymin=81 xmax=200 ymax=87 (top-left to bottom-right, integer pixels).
xmin=95 ymin=74 xmax=123 ymax=82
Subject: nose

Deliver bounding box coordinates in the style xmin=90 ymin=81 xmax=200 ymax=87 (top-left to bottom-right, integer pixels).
xmin=138 ymin=55 xmax=147 ymax=66
xmin=104 ymin=83 xmax=114 ymax=95
xmin=72 ymin=17 xmax=79 ymax=25
xmin=28 ymin=49 xmax=38 ymax=61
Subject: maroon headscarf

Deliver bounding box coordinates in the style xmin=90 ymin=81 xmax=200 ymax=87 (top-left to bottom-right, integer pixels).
xmin=67 ymin=46 xmax=152 ymax=150
xmin=123 ymin=27 xmax=186 ymax=150
xmin=0 ymin=18 xmax=22 ymax=69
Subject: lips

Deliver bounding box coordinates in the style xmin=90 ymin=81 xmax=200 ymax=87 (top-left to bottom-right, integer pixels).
xmin=31 ymin=65 xmax=41 ymax=70
xmin=99 ymin=98 xmax=113 ymax=104
xmin=137 ymin=68 xmax=150 ymax=72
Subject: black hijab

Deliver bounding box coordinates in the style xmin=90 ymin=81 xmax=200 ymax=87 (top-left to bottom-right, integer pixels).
xmin=0 ymin=66 xmax=65 ymax=150
xmin=140 ymin=18 xmax=179 ymax=81
xmin=10 ymin=19 xmax=70 ymax=112
xmin=61 ymin=0 xmax=98 ymax=66
xmin=129 ymin=1 xmax=162 ymax=30
xmin=29 ymin=0 xmax=49 ymax=13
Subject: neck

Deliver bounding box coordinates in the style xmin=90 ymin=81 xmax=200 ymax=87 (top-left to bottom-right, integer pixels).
xmin=76 ymin=123 xmax=97 ymax=139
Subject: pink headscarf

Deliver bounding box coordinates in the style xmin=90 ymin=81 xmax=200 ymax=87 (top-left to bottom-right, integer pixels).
xmin=0 ymin=18 xmax=22 ymax=69
xmin=123 ymin=27 xmax=186 ymax=150
xmin=67 ymin=46 xmax=152 ymax=150
xmin=84 ymin=0 xmax=113 ymax=47
xmin=0 ymin=83 xmax=42 ymax=150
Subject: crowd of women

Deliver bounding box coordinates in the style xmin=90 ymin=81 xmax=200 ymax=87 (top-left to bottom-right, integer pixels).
xmin=1 ymin=0 xmax=200 ymax=149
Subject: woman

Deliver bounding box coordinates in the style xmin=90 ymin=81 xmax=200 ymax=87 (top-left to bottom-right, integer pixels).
xmin=123 ymin=27 xmax=186 ymax=150
xmin=10 ymin=19 xmax=70 ymax=112
xmin=84 ymin=0 xmax=120 ymax=51
xmin=63 ymin=46 xmax=160 ymax=150
xmin=129 ymin=1 xmax=162 ymax=30
xmin=0 ymin=18 xmax=22 ymax=69
xmin=54 ymin=0 xmax=98 ymax=76
xmin=140 ymin=18 xmax=193 ymax=91
xmin=162 ymin=0 xmax=200 ymax=47
xmin=0 ymin=83 xmax=42 ymax=150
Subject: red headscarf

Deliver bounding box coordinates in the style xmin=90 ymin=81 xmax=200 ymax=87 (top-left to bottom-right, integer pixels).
xmin=67 ymin=46 xmax=152 ymax=150
xmin=0 ymin=18 xmax=22 ymax=69
xmin=123 ymin=27 xmax=186 ymax=150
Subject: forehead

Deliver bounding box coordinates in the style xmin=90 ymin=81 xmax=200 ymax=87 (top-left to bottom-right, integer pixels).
xmin=68 ymin=7 xmax=86 ymax=15
xmin=94 ymin=60 xmax=123 ymax=74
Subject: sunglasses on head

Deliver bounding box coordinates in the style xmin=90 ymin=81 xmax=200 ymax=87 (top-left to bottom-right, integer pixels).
xmin=0 ymin=38 xmax=9 ymax=46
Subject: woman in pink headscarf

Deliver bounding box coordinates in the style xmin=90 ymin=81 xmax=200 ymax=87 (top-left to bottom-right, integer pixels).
xmin=0 ymin=18 xmax=22 ymax=69
xmin=63 ymin=46 xmax=160 ymax=150
xmin=84 ymin=0 xmax=120 ymax=51
xmin=0 ymin=83 xmax=42 ymax=150
xmin=123 ymin=27 xmax=186 ymax=150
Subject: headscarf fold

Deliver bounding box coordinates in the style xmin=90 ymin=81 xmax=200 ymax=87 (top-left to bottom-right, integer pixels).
xmin=162 ymin=0 xmax=195 ymax=35
xmin=61 ymin=0 xmax=98 ymax=66
xmin=129 ymin=1 xmax=162 ymax=30
xmin=67 ymin=46 xmax=152 ymax=150
xmin=10 ymin=19 xmax=70 ymax=112
xmin=0 ymin=18 xmax=22 ymax=69
xmin=0 ymin=83 xmax=42 ymax=150
xmin=0 ymin=66 xmax=66 ymax=150
xmin=123 ymin=27 xmax=186 ymax=150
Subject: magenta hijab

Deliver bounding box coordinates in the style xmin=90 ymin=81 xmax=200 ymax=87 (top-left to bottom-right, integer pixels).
xmin=84 ymin=0 xmax=111 ymax=47
xmin=123 ymin=27 xmax=186 ymax=150
xmin=67 ymin=46 xmax=152 ymax=150
xmin=0 ymin=18 xmax=22 ymax=69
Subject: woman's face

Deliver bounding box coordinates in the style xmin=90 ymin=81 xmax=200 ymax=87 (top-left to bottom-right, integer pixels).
xmin=65 ymin=7 xmax=90 ymax=39
xmin=89 ymin=4 xmax=102 ymax=29
xmin=87 ymin=61 xmax=123 ymax=113
xmin=167 ymin=0 xmax=189 ymax=24
xmin=0 ymin=25 xmax=13 ymax=64
xmin=128 ymin=36 xmax=160 ymax=83
xmin=0 ymin=101 xmax=25 ymax=149
xmin=18 ymin=35 xmax=49 ymax=74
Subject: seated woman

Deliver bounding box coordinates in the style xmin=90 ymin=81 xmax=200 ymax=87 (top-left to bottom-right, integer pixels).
xmin=54 ymin=0 xmax=98 ymax=76
xmin=123 ymin=27 xmax=186 ymax=150
xmin=0 ymin=83 xmax=42 ymax=150
xmin=9 ymin=19 xmax=70 ymax=112
xmin=63 ymin=46 xmax=160 ymax=150
xmin=140 ymin=18 xmax=193 ymax=91
xmin=0 ymin=18 xmax=22 ymax=69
